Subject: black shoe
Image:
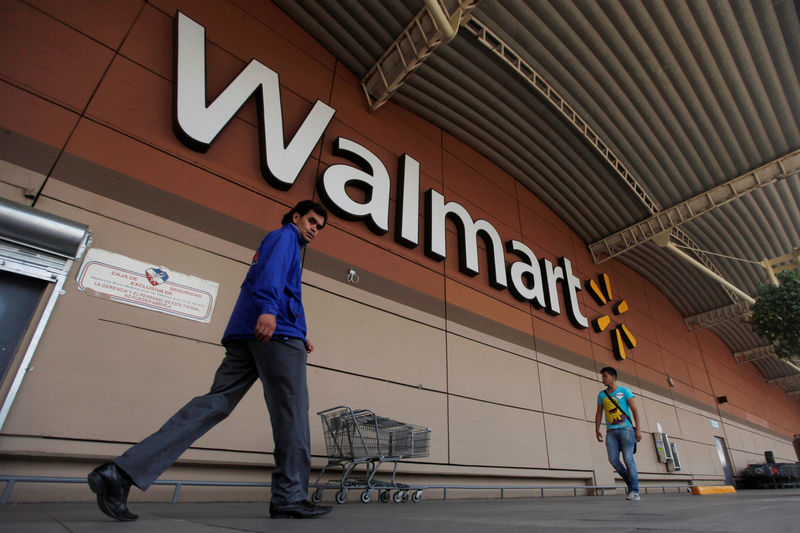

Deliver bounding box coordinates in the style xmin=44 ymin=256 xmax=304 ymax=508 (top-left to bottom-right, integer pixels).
xmin=269 ymin=499 xmax=332 ymax=519
xmin=87 ymin=462 xmax=139 ymax=521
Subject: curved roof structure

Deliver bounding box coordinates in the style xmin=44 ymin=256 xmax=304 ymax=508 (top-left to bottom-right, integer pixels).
xmin=274 ymin=0 xmax=800 ymax=395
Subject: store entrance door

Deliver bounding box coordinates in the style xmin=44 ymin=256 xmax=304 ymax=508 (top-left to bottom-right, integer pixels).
xmin=715 ymin=436 xmax=735 ymax=485
xmin=0 ymin=270 xmax=48 ymax=383
xmin=0 ymin=197 xmax=90 ymax=430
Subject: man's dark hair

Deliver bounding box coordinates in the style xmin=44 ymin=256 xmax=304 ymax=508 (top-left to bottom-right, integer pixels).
xmin=600 ymin=366 xmax=617 ymax=378
xmin=281 ymin=200 xmax=327 ymax=226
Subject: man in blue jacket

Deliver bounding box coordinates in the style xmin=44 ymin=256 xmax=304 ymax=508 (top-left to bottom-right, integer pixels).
xmin=88 ymin=200 xmax=332 ymax=520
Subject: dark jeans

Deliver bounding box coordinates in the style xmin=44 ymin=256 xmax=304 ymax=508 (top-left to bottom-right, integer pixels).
xmin=113 ymin=337 xmax=310 ymax=505
xmin=605 ymin=426 xmax=638 ymax=492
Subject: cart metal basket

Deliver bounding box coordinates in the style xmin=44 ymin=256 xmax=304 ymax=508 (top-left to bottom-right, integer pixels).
xmin=312 ymin=406 xmax=431 ymax=504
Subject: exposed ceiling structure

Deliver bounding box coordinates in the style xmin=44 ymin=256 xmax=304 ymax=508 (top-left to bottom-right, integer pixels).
xmin=274 ymin=0 xmax=800 ymax=396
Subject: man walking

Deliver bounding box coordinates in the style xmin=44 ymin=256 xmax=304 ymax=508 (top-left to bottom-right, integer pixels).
xmin=88 ymin=200 xmax=332 ymax=520
xmin=595 ymin=366 xmax=642 ymax=501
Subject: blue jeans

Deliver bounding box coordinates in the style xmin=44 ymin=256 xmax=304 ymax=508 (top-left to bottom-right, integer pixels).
xmin=606 ymin=427 xmax=638 ymax=492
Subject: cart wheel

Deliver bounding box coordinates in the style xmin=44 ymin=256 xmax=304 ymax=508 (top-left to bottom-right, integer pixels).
xmin=402 ymin=490 xmax=409 ymax=503
xmin=411 ymin=490 xmax=423 ymax=503
xmin=335 ymin=489 xmax=348 ymax=504
xmin=360 ymin=490 xmax=372 ymax=504
xmin=380 ymin=490 xmax=391 ymax=503
xmin=311 ymin=489 xmax=323 ymax=504
xmin=392 ymin=490 xmax=404 ymax=503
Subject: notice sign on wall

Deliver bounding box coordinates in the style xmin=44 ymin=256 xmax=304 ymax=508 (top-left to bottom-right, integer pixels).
xmin=77 ymin=248 xmax=218 ymax=323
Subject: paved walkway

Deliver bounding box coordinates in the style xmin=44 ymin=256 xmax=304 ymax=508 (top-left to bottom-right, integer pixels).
xmin=2 ymin=489 xmax=799 ymax=532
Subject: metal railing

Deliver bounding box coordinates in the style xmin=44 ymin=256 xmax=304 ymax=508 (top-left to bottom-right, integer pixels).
xmin=429 ymin=484 xmax=690 ymax=500
xmin=0 ymin=475 xmax=691 ymax=505
xmin=0 ymin=476 xmax=273 ymax=505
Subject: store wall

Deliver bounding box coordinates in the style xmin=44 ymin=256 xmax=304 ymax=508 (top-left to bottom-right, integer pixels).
xmin=1 ymin=0 xmax=798 ymax=502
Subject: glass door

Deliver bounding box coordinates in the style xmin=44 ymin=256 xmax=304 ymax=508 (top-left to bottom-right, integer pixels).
xmin=0 ymin=270 xmax=48 ymax=383
xmin=715 ymin=436 xmax=735 ymax=485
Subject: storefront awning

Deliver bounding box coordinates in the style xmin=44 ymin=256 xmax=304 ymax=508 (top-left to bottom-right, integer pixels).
xmin=0 ymin=197 xmax=89 ymax=260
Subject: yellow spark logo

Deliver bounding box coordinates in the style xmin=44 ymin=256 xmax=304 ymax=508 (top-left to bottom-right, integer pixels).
xmin=586 ymin=273 xmax=636 ymax=360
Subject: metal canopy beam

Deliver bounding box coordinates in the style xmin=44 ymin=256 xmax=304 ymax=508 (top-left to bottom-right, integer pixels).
xmin=463 ymin=16 xmax=659 ymax=215
xmin=734 ymin=345 xmax=776 ymax=364
xmin=361 ymin=0 xmax=480 ymax=112
xmin=464 ymin=14 xmax=740 ymax=304
xmin=686 ymin=301 xmax=749 ymax=331
xmin=767 ymin=373 xmax=800 ymax=385
xmin=762 ymin=247 xmax=800 ymax=285
xmin=654 ymin=233 xmax=755 ymax=304
xmin=589 ymin=150 xmax=800 ymax=263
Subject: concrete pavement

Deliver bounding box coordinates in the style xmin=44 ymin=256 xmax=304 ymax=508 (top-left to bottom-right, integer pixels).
xmin=2 ymin=489 xmax=799 ymax=532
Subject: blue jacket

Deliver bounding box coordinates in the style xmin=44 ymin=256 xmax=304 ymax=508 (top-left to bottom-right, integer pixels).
xmin=222 ymin=224 xmax=307 ymax=344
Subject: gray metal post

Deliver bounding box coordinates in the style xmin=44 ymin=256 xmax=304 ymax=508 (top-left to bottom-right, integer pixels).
xmin=172 ymin=483 xmax=182 ymax=504
xmin=1 ymin=480 xmax=15 ymax=504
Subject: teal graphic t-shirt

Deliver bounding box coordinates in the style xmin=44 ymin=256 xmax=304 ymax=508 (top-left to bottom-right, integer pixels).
xmin=597 ymin=386 xmax=634 ymax=429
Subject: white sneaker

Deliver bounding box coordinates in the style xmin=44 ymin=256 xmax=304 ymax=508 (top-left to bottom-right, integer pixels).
xmin=626 ymin=491 xmax=640 ymax=501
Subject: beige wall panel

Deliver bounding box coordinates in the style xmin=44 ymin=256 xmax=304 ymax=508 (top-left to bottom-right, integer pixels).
xmin=0 ymin=201 xmax=280 ymax=450
xmin=758 ymin=433 xmax=787 ymax=459
xmin=633 ymin=383 xmax=668 ymax=404
xmin=722 ymin=421 xmax=788 ymax=460
xmin=2 ymin=317 xmax=260 ymax=444
xmin=543 ymin=415 xmax=594 ymax=470
xmin=41 ymin=181 xmax=255 ymax=263
xmin=303 ymin=270 xmax=446 ymax=331
xmin=1 ymin=160 xmax=46 ymax=204
xmin=729 ymin=450 xmax=762 ymax=474
xmin=35 ymin=200 xmax=248 ymax=345
xmin=448 ymin=396 xmax=547 ymax=468
xmin=538 ymin=364 xmax=585 ymax=419
xmin=0 ymin=180 xmax=32 ymax=205
xmin=747 ymin=431 xmax=767 ymax=455
xmin=305 ymin=287 xmax=447 ymax=391
xmin=628 ymin=390 xmax=653 ymax=434
xmin=639 ymin=397 xmax=681 ymax=439
xmin=721 ymin=423 xmax=749 ymax=452
xmin=750 ymin=432 xmax=778 ymax=456
xmin=445 ymin=321 xmax=537 ymax=362
xmin=676 ymin=408 xmax=715 ymax=445
xmin=536 ymin=352 xmax=596 ymax=381
xmin=307 ymin=367 xmax=447 ymax=464
xmin=679 ymin=439 xmax=723 ymax=477
xmin=447 ymin=333 xmax=541 ymax=410
xmin=579 ymin=376 xmax=602 ymax=422
xmin=757 ymin=433 xmax=785 ymax=458
xmin=772 ymin=441 xmax=796 ymax=462
xmin=728 ymin=424 xmax=787 ymax=460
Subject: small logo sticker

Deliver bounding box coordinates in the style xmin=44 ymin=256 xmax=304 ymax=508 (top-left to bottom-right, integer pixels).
xmin=145 ymin=267 xmax=169 ymax=286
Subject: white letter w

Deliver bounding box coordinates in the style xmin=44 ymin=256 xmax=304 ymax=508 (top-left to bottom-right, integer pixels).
xmin=174 ymin=12 xmax=335 ymax=190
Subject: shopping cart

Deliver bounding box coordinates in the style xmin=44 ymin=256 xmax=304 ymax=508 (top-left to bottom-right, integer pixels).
xmin=311 ymin=406 xmax=431 ymax=504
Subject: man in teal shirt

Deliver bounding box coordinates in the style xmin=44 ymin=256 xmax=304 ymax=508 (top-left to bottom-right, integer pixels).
xmin=595 ymin=366 xmax=642 ymax=501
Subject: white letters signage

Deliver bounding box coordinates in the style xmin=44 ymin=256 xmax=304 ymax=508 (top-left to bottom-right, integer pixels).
xmin=77 ymin=248 xmax=219 ymax=323
xmin=171 ymin=12 xmax=600 ymax=332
